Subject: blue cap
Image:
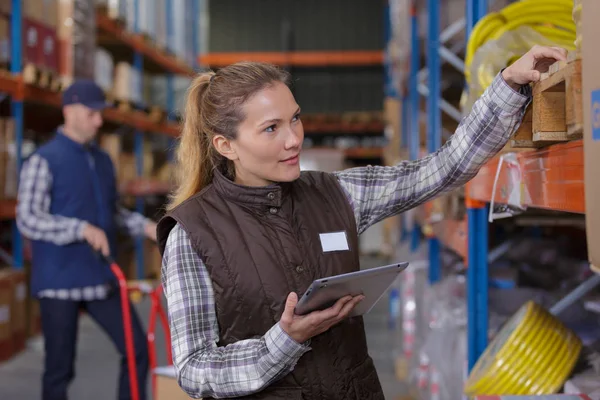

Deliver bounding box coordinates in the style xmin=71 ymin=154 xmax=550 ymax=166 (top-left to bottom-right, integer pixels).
xmin=62 ymin=79 xmax=110 ymax=110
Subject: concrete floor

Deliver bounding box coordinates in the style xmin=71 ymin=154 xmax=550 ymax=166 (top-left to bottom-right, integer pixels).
xmin=0 ymin=254 xmax=413 ymax=399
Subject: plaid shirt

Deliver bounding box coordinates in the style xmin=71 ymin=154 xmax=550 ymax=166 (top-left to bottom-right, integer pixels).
xmin=161 ymin=73 xmax=531 ymax=398
xmin=16 ymin=152 xmax=150 ymax=301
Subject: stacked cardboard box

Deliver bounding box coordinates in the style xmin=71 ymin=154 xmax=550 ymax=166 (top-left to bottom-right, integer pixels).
xmin=0 ymin=11 xmax=8 ymax=69
xmin=95 ymin=48 xmax=114 ymax=95
xmin=0 ymin=119 xmax=16 ymax=200
xmin=583 ymin=0 xmax=600 ymax=274
xmin=113 ymin=62 xmax=142 ymax=104
xmin=0 ymin=270 xmax=12 ymax=361
xmin=0 ymin=268 xmax=29 ymax=362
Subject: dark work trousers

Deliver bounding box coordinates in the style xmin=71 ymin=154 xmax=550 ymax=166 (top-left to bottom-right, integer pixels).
xmin=39 ymin=291 xmax=149 ymax=400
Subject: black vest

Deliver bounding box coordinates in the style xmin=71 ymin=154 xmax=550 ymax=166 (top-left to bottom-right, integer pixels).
xmin=158 ymin=169 xmax=384 ymax=400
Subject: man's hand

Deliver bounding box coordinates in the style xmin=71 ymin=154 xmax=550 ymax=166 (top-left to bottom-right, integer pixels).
xmin=502 ymin=45 xmax=568 ymax=90
xmin=82 ymin=223 xmax=110 ymax=256
xmin=279 ymin=292 xmax=364 ymax=344
xmin=144 ymin=221 xmax=157 ymax=242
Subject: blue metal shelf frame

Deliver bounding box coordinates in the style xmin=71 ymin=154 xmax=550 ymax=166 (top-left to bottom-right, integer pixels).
xmin=10 ymin=0 xmax=23 ymax=269
xmin=133 ymin=0 xmax=145 ymax=279
xmin=466 ymin=0 xmax=489 ymax=372
xmin=408 ymin=1 xmax=421 ymax=253
xmin=166 ymin=0 xmax=176 ymax=162
xmin=427 ymin=0 xmax=441 ymax=284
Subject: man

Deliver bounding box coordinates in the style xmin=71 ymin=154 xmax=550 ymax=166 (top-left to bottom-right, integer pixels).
xmin=16 ymin=79 xmax=156 ymax=400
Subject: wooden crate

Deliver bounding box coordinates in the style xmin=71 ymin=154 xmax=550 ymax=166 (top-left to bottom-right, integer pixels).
xmin=510 ymin=55 xmax=582 ymax=148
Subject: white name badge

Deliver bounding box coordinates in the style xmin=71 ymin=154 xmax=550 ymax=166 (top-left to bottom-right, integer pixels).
xmin=319 ymin=231 xmax=350 ymax=252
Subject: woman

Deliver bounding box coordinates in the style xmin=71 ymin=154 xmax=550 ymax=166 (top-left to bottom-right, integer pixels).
xmin=157 ymin=45 xmax=566 ymax=400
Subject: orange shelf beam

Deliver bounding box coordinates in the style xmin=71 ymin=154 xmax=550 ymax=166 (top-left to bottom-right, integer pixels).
xmin=0 ymin=200 xmax=16 ymax=220
xmin=199 ymin=50 xmax=384 ymax=67
xmin=120 ymin=179 xmax=172 ymax=197
xmin=96 ymin=13 xmax=194 ymax=76
xmin=343 ymin=147 xmax=384 ymax=159
xmin=0 ymin=73 xmax=179 ymax=137
xmin=469 ymin=140 xmax=584 ymax=214
xmin=303 ymin=121 xmax=384 ymax=134
xmin=0 ymin=71 xmax=19 ymax=97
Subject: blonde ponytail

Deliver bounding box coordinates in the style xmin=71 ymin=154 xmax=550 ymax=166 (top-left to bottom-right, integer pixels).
xmin=167 ymin=73 xmax=214 ymax=210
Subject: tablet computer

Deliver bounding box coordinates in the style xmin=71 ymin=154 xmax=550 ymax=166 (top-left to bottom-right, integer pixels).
xmin=294 ymin=262 xmax=409 ymax=317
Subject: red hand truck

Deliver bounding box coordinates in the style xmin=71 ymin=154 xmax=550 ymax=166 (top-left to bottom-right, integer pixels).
xmin=107 ymin=256 xmax=173 ymax=400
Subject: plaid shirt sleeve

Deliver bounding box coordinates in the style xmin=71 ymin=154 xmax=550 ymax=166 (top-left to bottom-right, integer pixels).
xmin=162 ymin=223 xmax=311 ymax=399
xmin=115 ymin=206 xmax=149 ymax=237
xmin=334 ymin=73 xmax=531 ymax=234
xmin=16 ymin=154 xmax=87 ymax=244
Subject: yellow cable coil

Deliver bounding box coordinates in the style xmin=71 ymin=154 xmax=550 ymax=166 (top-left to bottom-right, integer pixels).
xmin=464 ymin=0 xmax=577 ymax=100
xmin=464 ymin=301 xmax=582 ymax=396
xmin=573 ymin=0 xmax=582 ymax=53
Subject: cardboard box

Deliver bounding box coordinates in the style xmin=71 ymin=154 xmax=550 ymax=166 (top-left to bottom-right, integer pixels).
xmin=9 ymin=269 xmax=27 ymax=353
xmin=23 ymin=0 xmax=44 ymax=22
xmin=99 ymin=132 xmax=122 ymax=172
xmin=40 ymin=25 xmax=58 ymax=73
xmin=0 ymin=269 xmax=13 ymax=361
xmin=23 ymin=0 xmax=58 ymax=27
xmin=3 ymin=118 xmax=16 ymax=199
xmin=0 ymin=13 xmax=8 ymax=67
xmin=583 ymin=0 xmax=600 ymax=270
xmin=0 ymin=2 xmax=10 ymax=14
xmin=154 ymin=366 xmax=193 ymax=400
xmin=22 ymin=17 xmax=43 ymax=67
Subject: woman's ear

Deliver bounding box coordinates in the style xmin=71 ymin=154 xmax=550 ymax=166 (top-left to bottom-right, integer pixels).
xmin=213 ymin=135 xmax=239 ymax=161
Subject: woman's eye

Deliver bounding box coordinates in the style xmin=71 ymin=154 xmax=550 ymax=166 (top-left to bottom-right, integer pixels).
xmin=292 ymin=113 xmax=301 ymax=122
xmin=265 ymin=124 xmax=276 ymax=133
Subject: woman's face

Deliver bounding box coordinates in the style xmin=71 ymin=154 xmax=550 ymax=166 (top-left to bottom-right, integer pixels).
xmin=218 ymin=81 xmax=304 ymax=187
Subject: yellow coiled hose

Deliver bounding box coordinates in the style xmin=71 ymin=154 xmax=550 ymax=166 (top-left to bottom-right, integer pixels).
xmin=464 ymin=301 xmax=582 ymax=396
xmin=463 ymin=0 xmax=577 ymax=109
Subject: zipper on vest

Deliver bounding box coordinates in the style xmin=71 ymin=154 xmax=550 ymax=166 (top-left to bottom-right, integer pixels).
xmin=86 ymin=153 xmax=107 ymax=229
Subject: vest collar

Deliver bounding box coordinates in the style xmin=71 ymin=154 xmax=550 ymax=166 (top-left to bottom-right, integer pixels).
xmin=56 ymin=128 xmax=97 ymax=152
xmin=212 ymin=168 xmax=290 ymax=208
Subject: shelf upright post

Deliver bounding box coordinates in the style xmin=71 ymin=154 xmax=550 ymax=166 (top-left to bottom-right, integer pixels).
xmin=384 ymin=1 xmax=407 ymax=244
xmin=10 ymin=0 xmax=23 ymax=269
xmin=191 ymin=0 xmax=199 ymax=72
xmin=133 ymin=0 xmax=145 ymax=279
xmin=166 ymin=0 xmax=175 ymax=161
xmin=408 ymin=0 xmax=421 ymax=253
xmin=466 ymin=0 xmax=489 ymax=371
xmin=427 ymin=0 xmax=441 ymax=284
xmin=400 ymin=98 xmax=409 ymax=243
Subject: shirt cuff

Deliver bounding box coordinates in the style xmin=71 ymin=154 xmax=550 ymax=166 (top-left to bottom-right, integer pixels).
xmin=75 ymin=220 xmax=88 ymax=241
xmin=265 ymin=323 xmax=311 ymax=367
xmin=486 ymin=71 xmax=532 ymax=116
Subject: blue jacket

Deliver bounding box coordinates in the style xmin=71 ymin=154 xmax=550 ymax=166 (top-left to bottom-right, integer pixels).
xmin=29 ymin=132 xmax=118 ymax=294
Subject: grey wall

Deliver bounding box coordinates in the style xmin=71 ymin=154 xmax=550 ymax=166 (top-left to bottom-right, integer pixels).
xmin=291 ymin=67 xmax=383 ymax=114
xmin=207 ymin=0 xmax=385 ymax=52
xmin=206 ymin=0 xmax=385 ymax=114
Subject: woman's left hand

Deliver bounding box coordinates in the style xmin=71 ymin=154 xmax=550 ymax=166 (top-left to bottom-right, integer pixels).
xmin=502 ymin=45 xmax=568 ymax=90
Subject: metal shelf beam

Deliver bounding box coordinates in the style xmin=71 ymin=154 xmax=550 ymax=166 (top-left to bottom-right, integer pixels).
xmin=11 ymin=0 xmax=23 ymax=269
xmin=466 ymin=0 xmax=489 ymax=372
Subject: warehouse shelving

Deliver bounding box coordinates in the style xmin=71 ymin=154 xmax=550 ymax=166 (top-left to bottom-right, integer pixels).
xmin=468 ymin=140 xmax=585 ymax=214
xmin=96 ymin=11 xmax=195 ymax=76
xmin=0 ymin=72 xmax=181 ymax=136
xmin=397 ymin=0 xmax=598 ymax=386
xmin=1 ymin=0 xmax=197 ymax=277
xmin=199 ymin=50 xmax=384 ymax=68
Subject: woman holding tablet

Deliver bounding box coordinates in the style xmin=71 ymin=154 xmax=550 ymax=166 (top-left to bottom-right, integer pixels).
xmin=157 ymin=45 xmax=566 ymax=399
